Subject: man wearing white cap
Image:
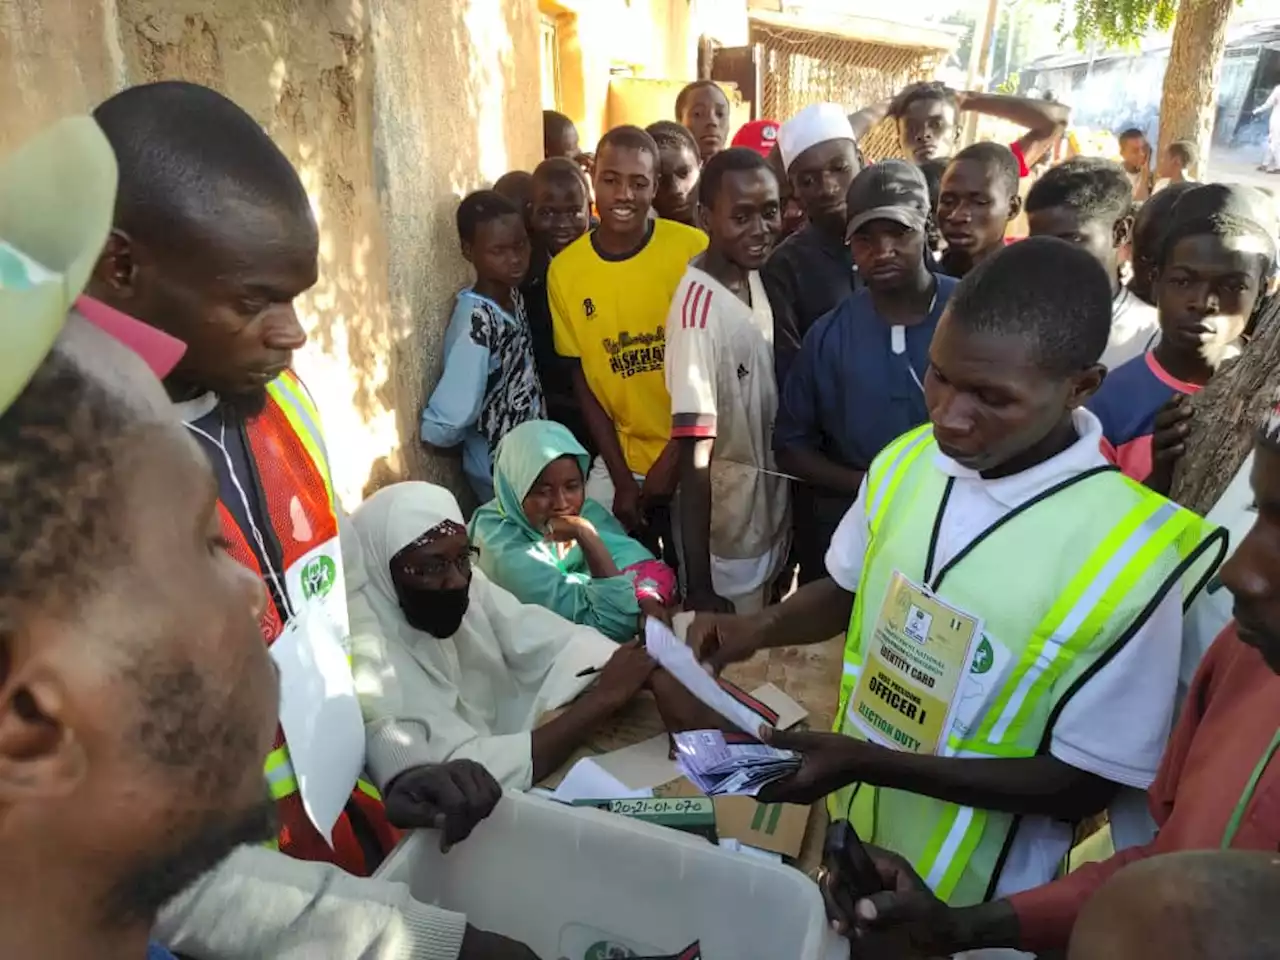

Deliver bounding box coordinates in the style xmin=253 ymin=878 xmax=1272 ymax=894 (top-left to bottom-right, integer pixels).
xmin=761 ymin=102 xmax=862 ymax=588
xmin=763 ymin=102 xmax=862 ymax=386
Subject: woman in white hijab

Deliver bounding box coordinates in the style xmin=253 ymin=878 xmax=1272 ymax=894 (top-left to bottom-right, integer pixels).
xmin=351 ymin=481 xmax=659 ymax=791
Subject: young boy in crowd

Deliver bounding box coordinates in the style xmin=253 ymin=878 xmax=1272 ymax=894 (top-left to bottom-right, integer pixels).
xmin=849 ymin=81 xmax=1068 ymax=173
xmin=689 ymin=237 xmax=1223 ymax=931
xmin=549 ymin=125 xmax=707 ymax=547
xmin=1026 ymin=157 xmax=1160 ymax=368
xmin=1128 ymin=180 xmax=1196 ymax=305
xmin=543 ymin=109 xmax=580 ymax=160
xmin=1118 ymin=127 xmax=1153 ymax=200
xmin=764 ymin=144 xmax=807 ymax=243
xmin=523 ymin=157 xmax=594 ymax=454
xmin=937 ymin=141 xmax=1022 ymax=278
xmin=421 ymin=190 xmax=545 ymax=502
xmin=774 ymin=160 xmax=956 ymax=584
xmin=646 ymin=120 xmax=701 ymax=228
xmin=1154 ymin=139 xmax=1198 ymax=192
xmin=1088 ymin=184 xmax=1277 ymax=492
xmin=675 ymin=79 xmax=731 ymax=164
xmin=666 ymin=148 xmax=791 ymax=613
xmin=493 ymin=170 xmax=534 ymax=222
xmin=764 ymin=103 xmax=862 ymax=384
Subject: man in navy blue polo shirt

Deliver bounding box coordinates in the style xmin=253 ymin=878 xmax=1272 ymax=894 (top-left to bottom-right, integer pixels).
xmin=775 ymin=160 xmax=957 ymax=582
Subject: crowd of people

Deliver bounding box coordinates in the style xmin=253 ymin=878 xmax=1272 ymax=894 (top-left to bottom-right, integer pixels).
xmin=5 ymin=68 xmax=1280 ymax=960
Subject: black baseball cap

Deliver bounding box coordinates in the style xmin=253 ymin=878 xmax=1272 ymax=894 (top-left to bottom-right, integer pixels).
xmin=845 ymin=159 xmax=930 ymax=240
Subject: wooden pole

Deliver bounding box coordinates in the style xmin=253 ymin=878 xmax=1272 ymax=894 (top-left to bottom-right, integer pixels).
xmin=963 ymin=0 xmax=1002 ymax=146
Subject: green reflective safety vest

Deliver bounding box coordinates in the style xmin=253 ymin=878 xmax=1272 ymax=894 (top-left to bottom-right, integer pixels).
xmin=830 ymin=425 xmax=1226 ymax=906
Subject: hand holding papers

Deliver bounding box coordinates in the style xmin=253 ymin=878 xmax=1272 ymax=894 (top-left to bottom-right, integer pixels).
xmin=644 ymin=617 xmax=778 ymax=736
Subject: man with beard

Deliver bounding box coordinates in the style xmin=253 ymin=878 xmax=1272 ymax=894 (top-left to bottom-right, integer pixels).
xmin=0 ymin=116 xmax=279 ymax=960
xmin=87 ymin=82 xmax=535 ymax=960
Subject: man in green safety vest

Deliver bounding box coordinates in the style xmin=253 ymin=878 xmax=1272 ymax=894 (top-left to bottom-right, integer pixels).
xmin=688 ymin=237 xmax=1225 ymax=916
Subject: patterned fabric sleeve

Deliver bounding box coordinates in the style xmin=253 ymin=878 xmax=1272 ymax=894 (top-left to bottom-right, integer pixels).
xmin=420 ymin=295 xmax=491 ymax=447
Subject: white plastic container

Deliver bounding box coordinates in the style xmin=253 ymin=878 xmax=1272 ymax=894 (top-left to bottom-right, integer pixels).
xmin=375 ymin=790 xmax=849 ymax=960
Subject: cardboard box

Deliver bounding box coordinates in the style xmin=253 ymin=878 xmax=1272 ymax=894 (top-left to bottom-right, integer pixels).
xmin=656 ymin=776 xmax=812 ymax=859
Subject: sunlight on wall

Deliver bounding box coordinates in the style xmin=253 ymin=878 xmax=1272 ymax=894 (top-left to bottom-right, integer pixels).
xmin=464 ymin=0 xmax=514 ymax=183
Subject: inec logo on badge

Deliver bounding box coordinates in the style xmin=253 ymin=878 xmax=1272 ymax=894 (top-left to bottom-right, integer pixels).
xmin=301 ymin=555 xmax=336 ymax=600
xmin=970 ymin=636 xmax=994 ymax=675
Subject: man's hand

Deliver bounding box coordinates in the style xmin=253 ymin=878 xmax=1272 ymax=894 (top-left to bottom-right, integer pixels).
xmin=594 ymin=639 xmax=657 ymax=708
xmin=686 ymin=612 xmax=763 ymax=674
xmin=640 ymin=440 xmax=680 ymax=506
xmin=460 ymin=925 xmax=543 ymax=960
xmin=840 ymin=847 xmax=960 ymax=958
xmin=638 ymin=596 xmax=673 ymax=627
xmin=685 ymin=588 xmax=736 ymax=615
xmin=754 ymin=727 xmax=870 ymax=806
xmin=612 ymin=474 xmax=643 ymax=531
xmin=384 ymin=760 xmax=503 ymax=851
xmin=1146 ymin=394 xmax=1193 ymax=495
xmin=649 ymin=669 xmax=732 ymax=733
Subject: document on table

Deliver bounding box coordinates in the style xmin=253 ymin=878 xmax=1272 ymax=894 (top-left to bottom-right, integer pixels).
xmin=549 ymin=757 xmax=654 ymax=803
xmin=644 ymin=617 xmax=774 ymax=736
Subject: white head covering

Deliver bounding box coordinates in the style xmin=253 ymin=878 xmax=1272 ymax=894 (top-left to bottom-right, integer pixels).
xmin=351 ymin=481 xmax=465 ymax=626
xmin=350 ymin=481 xmax=615 ymax=790
xmin=778 ymin=103 xmax=856 ymax=172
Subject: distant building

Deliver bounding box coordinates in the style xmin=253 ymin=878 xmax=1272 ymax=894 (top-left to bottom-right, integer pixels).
xmin=1020 ymin=19 xmax=1280 ymax=149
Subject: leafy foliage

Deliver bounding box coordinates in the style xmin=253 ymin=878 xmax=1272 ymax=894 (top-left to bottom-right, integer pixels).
xmin=1069 ymin=0 xmax=1178 ymax=47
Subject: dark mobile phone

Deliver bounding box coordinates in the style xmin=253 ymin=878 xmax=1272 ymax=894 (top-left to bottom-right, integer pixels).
xmin=824 ymin=819 xmax=885 ymax=899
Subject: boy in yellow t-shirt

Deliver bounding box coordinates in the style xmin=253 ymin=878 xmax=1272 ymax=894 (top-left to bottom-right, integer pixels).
xmin=549 ymin=124 xmax=707 ymax=540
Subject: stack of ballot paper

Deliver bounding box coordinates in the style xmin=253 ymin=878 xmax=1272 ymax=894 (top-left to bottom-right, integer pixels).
xmin=673 ymin=730 xmax=801 ymax=797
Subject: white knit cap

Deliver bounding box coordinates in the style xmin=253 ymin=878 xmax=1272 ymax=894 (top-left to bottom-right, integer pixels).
xmin=777 ymin=103 xmax=856 ymax=172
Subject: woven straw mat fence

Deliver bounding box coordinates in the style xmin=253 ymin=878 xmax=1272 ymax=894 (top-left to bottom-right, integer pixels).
xmin=748 ymin=21 xmax=946 ymax=162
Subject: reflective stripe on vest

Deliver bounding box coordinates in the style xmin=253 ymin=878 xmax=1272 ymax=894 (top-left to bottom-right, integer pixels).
xmin=262 ymin=746 xmax=382 ymax=814
xmin=266 ymin=373 xmax=335 ymax=507
xmin=832 ymin=428 xmax=1222 ymax=905
xmin=912 ymin=499 xmax=1189 ymax=898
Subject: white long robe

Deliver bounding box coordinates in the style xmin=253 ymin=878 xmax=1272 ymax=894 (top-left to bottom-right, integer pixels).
xmin=350 ymin=481 xmax=616 ymax=791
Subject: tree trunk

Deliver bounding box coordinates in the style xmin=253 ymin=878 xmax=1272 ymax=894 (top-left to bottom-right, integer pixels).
xmin=1170 ymin=295 xmax=1280 ymax=513
xmin=1156 ymin=0 xmax=1234 ymax=177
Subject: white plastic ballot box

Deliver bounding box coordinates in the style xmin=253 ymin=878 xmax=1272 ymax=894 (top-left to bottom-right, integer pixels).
xmin=374 ymin=789 xmax=849 ymax=960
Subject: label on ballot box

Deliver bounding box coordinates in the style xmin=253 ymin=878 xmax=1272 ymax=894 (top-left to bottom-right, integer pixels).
xmin=571 ymin=795 xmax=718 ymax=842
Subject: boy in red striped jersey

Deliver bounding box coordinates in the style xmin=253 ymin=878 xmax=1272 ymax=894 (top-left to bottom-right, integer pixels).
xmin=665 ymin=148 xmax=791 ymax=613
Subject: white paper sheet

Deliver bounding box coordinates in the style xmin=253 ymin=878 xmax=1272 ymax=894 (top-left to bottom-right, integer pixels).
xmin=270 ymin=608 xmax=365 ymax=842
xmin=644 ymin=617 xmax=772 ymax=736
xmin=550 ymin=758 xmax=654 ymax=803
xmin=592 ymin=735 xmax=680 ymax=790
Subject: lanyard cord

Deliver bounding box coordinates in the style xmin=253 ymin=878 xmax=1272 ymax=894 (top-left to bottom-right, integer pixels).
xmin=1222 ymin=727 xmax=1280 ymax=848
xmin=185 ymin=416 xmax=294 ymax=619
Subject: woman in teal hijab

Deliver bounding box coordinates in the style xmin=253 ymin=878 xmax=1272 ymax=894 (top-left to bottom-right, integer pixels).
xmin=471 ymin=420 xmax=676 ymax=641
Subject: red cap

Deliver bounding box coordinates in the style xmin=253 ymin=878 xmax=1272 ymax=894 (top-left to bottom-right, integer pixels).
xmin=731 ymin=120 xmax=781 ymax=158
xmin=75 ymin=295 xmax=187 ymax=378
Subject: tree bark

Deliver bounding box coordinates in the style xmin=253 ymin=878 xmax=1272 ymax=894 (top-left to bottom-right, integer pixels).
xmin=1156 ymin=0 xmax=1234 ymax=177
xmin=1170 ymin=295 xmax=1280 ymax=513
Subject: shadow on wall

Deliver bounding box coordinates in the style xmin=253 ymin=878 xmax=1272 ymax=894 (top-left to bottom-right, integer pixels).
xmin=115 ymin=0 xmax=540 ymax=508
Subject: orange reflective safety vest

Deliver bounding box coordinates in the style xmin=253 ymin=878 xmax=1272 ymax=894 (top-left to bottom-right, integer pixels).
xmin=213 ymin=370 xmax=398 ymax=876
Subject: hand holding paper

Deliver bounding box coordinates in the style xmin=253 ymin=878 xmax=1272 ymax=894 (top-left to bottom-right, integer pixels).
xmin=644 ymin=617 xmax=775 ymax=736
